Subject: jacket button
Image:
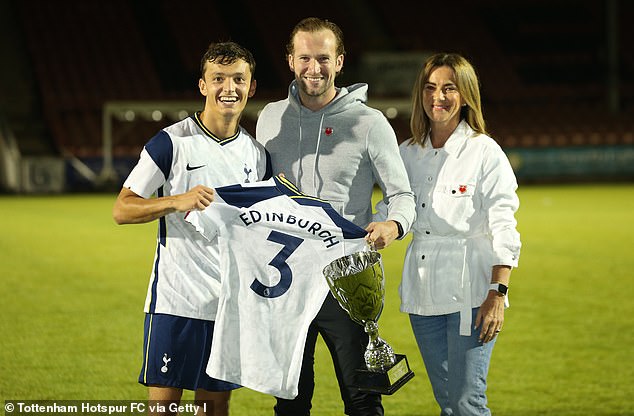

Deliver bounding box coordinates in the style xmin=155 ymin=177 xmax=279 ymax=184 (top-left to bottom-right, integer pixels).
xmin=421 ymin=203 xmax=426 ymax=208
xmin=421 ymin=255 xmax=425 ymax=260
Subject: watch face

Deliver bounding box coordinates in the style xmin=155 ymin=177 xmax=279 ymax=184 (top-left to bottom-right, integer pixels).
xmin=491 ymin=283 xmax=508 ymax=295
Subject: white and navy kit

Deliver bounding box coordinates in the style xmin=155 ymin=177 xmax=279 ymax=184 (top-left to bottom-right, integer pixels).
xmin=124 ymin=111 xmax=271 ymax=321
xmin=185 ymin=176 xmax=370 ymax=399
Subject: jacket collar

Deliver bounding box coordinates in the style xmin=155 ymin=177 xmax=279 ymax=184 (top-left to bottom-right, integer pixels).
xmin=424 ymin=120 xmax=473 ymax=156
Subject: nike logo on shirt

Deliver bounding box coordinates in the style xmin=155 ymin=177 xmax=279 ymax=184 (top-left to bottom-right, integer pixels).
xmin=186 ymin=163 xmax=206 ymax=171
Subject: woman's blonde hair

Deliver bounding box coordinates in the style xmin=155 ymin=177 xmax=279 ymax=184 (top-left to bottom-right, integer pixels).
xmin=410 ymin=53 xmax=487 ymax=145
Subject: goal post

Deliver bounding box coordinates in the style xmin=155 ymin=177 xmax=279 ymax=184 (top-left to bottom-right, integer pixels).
xmin=98 ymin=98 xmax=410 ymax=186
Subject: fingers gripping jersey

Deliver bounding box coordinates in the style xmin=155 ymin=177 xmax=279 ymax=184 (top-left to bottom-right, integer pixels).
xmin=185 ymin=176 xmax=369 ymax=399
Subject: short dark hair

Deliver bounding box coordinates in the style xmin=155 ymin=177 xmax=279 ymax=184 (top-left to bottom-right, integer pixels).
xmin=286 ymin=17 xmax=346 ymax=58
xmin=200 ymin=41 xmax=256 ymax=78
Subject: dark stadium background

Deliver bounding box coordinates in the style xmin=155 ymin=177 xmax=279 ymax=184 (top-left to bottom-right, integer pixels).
xmin=1 ymin=3 xmax=633 ymax=414
xmin=0 ymin=0 xmax=632 ymax=192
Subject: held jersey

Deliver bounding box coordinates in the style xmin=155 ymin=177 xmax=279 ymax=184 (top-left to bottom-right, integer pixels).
xmin=123 ymin=112 xmax=272 ymax=320
xmin=185 ymin=176 xmax=369 ymax=399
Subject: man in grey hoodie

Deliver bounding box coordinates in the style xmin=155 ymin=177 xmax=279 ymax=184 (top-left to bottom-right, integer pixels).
xmin=256 ymin=17 xmax=416 ymax=416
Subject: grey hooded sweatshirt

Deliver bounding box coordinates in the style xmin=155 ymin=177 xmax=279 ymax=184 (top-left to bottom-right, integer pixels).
xmin=256 ymin=81 xmax=415 ymax=233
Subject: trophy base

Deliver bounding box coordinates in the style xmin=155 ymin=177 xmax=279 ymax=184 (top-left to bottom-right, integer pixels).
xmin=355 ymin=354 xmax=415 ymax=395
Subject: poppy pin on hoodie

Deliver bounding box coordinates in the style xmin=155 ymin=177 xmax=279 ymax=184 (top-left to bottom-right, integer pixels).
xmin=459 ymin=185 xmax=467 ymax=194
xmin=324 ymin=127 xmax=334 ymax=136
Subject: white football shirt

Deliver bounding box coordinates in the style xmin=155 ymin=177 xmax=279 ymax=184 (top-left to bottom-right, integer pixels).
xmin=185 ymin=176 xmax=370 ymax=399
xmin=123 ymin=112 xmax=271 ymax=320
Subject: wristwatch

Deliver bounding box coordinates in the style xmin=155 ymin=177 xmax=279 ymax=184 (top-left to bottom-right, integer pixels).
xmin=489 ymin=282 xmax=508 ymax=296
xmin=392 ymin=220 xmax=404 ymax=239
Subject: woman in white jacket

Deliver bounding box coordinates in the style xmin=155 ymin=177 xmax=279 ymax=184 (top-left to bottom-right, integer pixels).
xmin=396 ymin=53 xmax=521 ymax=416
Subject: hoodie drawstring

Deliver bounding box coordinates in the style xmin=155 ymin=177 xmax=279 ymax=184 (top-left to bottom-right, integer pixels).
xmin=296 ymin=109 xmax=303 ymax=184
xmin=313 ymin=114 xmax=325 ymax=195
xmin=296 ymin=109 xmax=325 ymax=196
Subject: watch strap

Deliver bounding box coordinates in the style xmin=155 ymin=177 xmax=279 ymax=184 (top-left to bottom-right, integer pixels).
xmin=392 ymin=220 xmax=404 ymax=239
xmin=489 ymin=282 xmax=508 ymax=296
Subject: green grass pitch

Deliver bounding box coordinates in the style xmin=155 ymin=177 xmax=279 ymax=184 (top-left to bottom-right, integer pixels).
xmin=1 ymin=184 xmax=633 ymax=415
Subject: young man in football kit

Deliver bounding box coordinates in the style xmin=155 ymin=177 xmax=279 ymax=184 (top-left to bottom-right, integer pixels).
xmin=113 ymin=41 xmax=271 ymax=416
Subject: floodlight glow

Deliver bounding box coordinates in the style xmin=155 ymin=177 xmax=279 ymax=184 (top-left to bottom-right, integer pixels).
xmin=151 ymin=110 xmax=163 ymax=121
xmin=124 ymin=110 xmax=135 ymax=121
xmin=385 ymin=107 xmax=398 ymax=119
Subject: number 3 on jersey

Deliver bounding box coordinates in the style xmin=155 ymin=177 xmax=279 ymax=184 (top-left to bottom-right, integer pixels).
xmin=250 ymin=230 xmax=304 ymax=298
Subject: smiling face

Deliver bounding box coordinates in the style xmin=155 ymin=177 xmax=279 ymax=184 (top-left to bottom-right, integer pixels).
xmin=198 ymin=58 xmax=256 ymax=118
xmin=423 ymin=65 xmax=463 ymax=131
xmin=288 ymin=29 xmax=344 ymax=110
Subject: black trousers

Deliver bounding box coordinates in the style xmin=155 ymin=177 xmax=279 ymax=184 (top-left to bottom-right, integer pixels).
xmin=274 ymin=293 xmax=384 ymax=416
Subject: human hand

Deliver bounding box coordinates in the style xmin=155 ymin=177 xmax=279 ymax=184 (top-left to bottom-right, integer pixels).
xmin=364 ymin=221 xmax=399 ymax=249
xmin=176 ymin=185 xmax=215 ymax=212
xmin=475 ymin=292 xmax=505 ymax=343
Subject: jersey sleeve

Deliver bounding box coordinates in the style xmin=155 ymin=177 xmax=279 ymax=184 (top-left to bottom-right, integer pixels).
xmin=185 ymin=179 xmax=278 ymax=240
xmin=184 ymin=198 xmax=237 ymax=242
xmin=122 ymin=131 xmax=173 ymax=198
xmin=366 ymin=118 xmax=416 ymax=234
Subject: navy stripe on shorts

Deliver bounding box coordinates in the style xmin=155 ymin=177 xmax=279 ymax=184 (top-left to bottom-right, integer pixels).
xmin=138 ymin=313 xmax=240 ymax=391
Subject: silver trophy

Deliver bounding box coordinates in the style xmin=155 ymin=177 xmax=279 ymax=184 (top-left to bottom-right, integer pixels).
xmin=323 ymin=250 xmax=414 ymax=394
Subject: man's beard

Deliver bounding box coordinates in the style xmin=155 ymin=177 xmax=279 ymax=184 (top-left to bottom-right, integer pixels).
xmin=297 ymin=75 xmax=330 ymax=97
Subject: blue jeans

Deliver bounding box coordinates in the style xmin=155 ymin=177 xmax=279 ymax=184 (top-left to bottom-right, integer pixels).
xmin=409 ymin=309 xmax=495 ymax=416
